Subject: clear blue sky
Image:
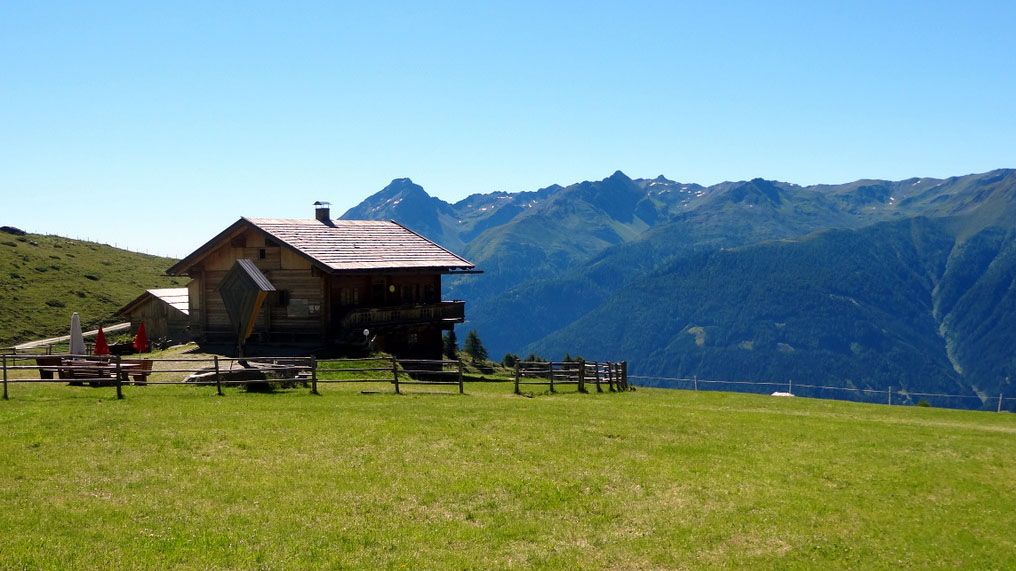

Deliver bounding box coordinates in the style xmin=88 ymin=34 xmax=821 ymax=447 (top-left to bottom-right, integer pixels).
xmin=3 ymin=1 xmax=1015 ymax=257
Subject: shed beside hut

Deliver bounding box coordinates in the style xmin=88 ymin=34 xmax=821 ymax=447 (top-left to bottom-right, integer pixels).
xmin=115 ymin=288 xmax=190 ymax=342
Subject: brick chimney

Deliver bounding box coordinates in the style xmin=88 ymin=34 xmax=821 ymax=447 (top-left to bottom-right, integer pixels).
xmin=314 ymin=201 xmax=331 ymax=222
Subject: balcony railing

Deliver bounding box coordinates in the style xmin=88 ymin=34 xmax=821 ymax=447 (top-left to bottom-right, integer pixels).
xmin=339 ymin=301 xmax=465 ymax=329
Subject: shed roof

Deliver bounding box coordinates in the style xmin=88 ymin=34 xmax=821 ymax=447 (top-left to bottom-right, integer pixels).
xmin=116 ymin=288 xmax=189 ymax=317
xmin=167 ymin=218 xmax=475 ymax=275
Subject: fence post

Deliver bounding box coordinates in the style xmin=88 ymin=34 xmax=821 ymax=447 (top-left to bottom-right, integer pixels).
xmin=457 ymin=360 xmax=464 ymax=395
xmin=311 ymin=356 xmax=319 ymax=395
xmin=999 ymin=393 xmax=1004 ymax=414
xmin=548 ymin=362 xmax=556 ymax=394
xmin=594 ymin=362 xmax=603 ymax=393
xmin=789 ymin=379 xmax=793 ymax=395
xmin=2 ymin=354 xmax=8 ymax=400
xmin=693 ymin=375 xmax=698 ymax=391
xmin=577 ymin=359 xmax=587 ymax=393
xmin=888 ymin=386 xmax=892 ymax=406
xmin=392 ymin=356 xmax=400 ymax=395
xmin=513 ymin=362 xmax=521 ymax=395
xmin=608 ymin=363 xmax=617 ymax=392
xmin=621 ymin=361 xmax=628 ymax=390
xmin=213 ymin=355 xmax=223 ymax=396
xmin=114 ymin=355 xmax=124 ymax=400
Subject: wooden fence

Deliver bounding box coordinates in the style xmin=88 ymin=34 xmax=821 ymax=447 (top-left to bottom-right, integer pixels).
xmin=514 ymin=360 xmax=630 ymax=394
xmin=0 ymin=354 xmax=629 ymax=400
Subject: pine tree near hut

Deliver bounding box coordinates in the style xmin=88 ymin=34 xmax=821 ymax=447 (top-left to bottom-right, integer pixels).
xmin=443 ymin=329 xmax=458 ymax=360
xmin=463 ymin=329 xmax=488 ymax=364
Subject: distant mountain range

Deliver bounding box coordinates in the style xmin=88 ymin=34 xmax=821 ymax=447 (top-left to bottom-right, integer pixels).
xmin=343 ymin=169 xmax=1016 ymax=408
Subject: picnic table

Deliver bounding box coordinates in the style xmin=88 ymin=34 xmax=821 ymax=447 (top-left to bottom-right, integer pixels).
xmin=35 ymin=357 xmax=151 ymax=386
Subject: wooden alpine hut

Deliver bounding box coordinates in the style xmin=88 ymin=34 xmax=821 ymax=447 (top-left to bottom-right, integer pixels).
xmin=165 ymin=203 xmax=477 ymax=359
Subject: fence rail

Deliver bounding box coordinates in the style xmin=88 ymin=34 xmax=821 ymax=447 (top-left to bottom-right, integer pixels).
xmin=0 ymin=354 xmax=629 ymax=400
xmin=630 ymin=375 xmax=1016 ymax=413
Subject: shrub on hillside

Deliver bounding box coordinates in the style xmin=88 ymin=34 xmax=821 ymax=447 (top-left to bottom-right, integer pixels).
xmin=502 ymin=353 xmax=520 ymax=368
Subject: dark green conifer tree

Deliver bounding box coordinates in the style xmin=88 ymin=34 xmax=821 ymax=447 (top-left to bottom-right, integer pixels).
xmin=463 ymin=329 xmax=488 ymax=364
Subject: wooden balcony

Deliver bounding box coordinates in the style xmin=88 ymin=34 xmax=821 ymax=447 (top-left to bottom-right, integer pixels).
xmin=338 ymin=301 xmax=465 ymax=329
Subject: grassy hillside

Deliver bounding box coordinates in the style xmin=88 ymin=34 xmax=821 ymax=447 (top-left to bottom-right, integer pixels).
xmin=1 ymin=375 xmax=1013 ymax=569
xmin=0 ymin=231 xmax=183 ymax=346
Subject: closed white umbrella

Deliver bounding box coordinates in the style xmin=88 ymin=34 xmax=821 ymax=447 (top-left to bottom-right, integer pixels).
xmin=69 ymin=312 xmax=85 ymax=355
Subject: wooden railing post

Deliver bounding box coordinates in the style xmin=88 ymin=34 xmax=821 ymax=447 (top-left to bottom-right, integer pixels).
xmin=114 ymin=355 xmax=124 ymax=400
xmin=594 ymin=361 xmax=602 ymax=393
xmin=621 ymin=361 xmax=628 ymax=391
xmin=457 ymin=360 xmax=464 ymax=395
xmin=392 ymin=356 xmax=400 ymax=394
xmin=548 ymin=362 xmax=556 ymax=394
xmin=513 ymin=363 xmax=521 ymax=395
xmin=311 ymin=356 xmax=319 ymax=395
xmin=3 ymin=354 xmax=8 ymax=400
xmin=577 ymin=359 xmax=587 ymax=393
xmin=213 ymin=355 xmax=223 ymax=396
xmin=607 ymin=363 xmax=616 ymax=392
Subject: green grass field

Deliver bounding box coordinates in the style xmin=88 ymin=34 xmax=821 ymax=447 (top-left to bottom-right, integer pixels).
xmin=1 ymin=373 xmax=1013 ymax=569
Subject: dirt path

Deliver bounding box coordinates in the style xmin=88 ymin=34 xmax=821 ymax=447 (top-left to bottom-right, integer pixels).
xmin=12 ymin=322 xmax=132 ymax=350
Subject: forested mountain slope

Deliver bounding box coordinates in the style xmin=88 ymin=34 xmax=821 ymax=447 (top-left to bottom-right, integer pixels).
xmin=527 ymin=218 xmax=1015 ymax=403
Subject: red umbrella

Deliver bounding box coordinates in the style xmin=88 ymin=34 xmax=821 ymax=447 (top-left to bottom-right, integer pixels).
xmin=132 ymin=321 xmax=149 ymax=353
xmin=93 ymin=327 xmax=110 ymax=356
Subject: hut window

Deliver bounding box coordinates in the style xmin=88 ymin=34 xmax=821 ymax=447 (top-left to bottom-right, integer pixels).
xmin=258 ymin=248 xmax=267 ymax=259
xmin=408 ymin=333 xmax=418 ymax=345
xmin=340 ymin=287 xmax=353 ymax=306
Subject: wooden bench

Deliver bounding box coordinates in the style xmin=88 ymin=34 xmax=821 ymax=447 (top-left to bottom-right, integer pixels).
xmin=35 ymin=356 xmax=63 ymax=380
xmin=121 ymin=359 xmax=153 ymax=385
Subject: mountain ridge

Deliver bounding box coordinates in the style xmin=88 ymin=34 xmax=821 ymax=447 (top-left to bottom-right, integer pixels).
xmin=343 ymin=167 xmax=1016 ymax=408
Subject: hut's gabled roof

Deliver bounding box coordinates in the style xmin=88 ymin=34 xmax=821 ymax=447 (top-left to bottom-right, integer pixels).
xmin=116 ymin=288 xmax=190 ymax=316
xmin=167 ymin=218 xmax=475 ymax=276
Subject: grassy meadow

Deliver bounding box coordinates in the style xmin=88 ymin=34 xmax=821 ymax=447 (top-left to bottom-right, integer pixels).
xmin=1 ymin=359 xmax=1014 ymax=570
xmin=0 ymin=231 xmax=181 ymax=347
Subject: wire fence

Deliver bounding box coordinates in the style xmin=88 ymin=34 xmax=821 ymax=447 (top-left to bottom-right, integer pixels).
xmin=630 ymin=374 xmax=1016 ymax=413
